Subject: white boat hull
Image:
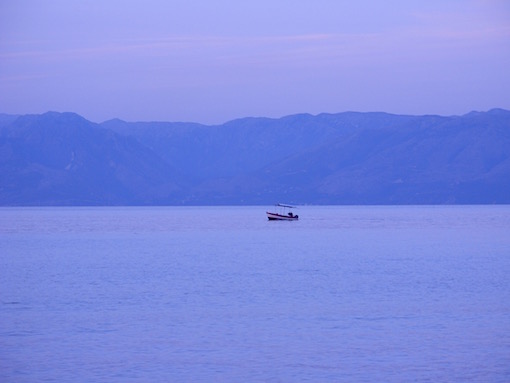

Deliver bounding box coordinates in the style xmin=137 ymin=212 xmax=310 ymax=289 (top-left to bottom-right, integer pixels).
xmin=266 ymin=212 xmax=299 ymax=221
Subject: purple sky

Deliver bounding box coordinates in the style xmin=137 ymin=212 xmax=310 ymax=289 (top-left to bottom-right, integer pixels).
xmin=1 ymin=1 xmax=509 ymax=124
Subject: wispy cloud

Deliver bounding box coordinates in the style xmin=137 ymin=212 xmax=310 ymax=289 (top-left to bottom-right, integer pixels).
xmin=0 ymin=73 xmax=49 ymax=83
xmin=2 ymin=21 xmax=507 ymax=65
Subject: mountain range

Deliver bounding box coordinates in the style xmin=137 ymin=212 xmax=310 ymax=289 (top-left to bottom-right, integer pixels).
xmin=1 ymin=109 xmax=509 ymax=205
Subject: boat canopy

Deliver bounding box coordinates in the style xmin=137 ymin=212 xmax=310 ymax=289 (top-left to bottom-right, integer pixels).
xmin=276 ymin=203 xmax=296 ymax=208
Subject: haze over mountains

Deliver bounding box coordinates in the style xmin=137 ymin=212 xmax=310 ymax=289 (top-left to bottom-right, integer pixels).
xmin=1 ymin=109 xmax=509 ymax=205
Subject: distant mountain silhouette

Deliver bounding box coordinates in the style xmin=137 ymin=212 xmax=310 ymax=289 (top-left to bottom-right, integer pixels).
xmin=0 ymin=112 xmax=185 ymax=205
xmin=1 ymin=109 xmax=509 ymax=205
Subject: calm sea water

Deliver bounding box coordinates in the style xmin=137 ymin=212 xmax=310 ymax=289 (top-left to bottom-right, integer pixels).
xmin=1 ymin=205 xmax=509 ymax=382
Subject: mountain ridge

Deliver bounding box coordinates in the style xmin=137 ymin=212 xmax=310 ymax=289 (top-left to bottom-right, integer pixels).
xmin=1 ymin=109 xmax=509 ymax=205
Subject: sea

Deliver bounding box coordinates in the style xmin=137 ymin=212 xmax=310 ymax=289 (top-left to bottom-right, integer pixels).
xmin=1 ymin=205 xmax=509 ymax=382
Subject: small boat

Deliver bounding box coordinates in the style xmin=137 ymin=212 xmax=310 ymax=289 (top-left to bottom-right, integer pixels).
xmin=266 ymin=203 xmax=299 ymax=221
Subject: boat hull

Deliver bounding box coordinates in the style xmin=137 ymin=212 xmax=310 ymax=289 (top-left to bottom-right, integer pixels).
xmin=266 ymin=212 xmax=299 ymax=221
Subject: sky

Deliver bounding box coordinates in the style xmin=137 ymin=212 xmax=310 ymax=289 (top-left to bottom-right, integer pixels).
xmin=1 ymin=0 xmax=509 ymax=124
